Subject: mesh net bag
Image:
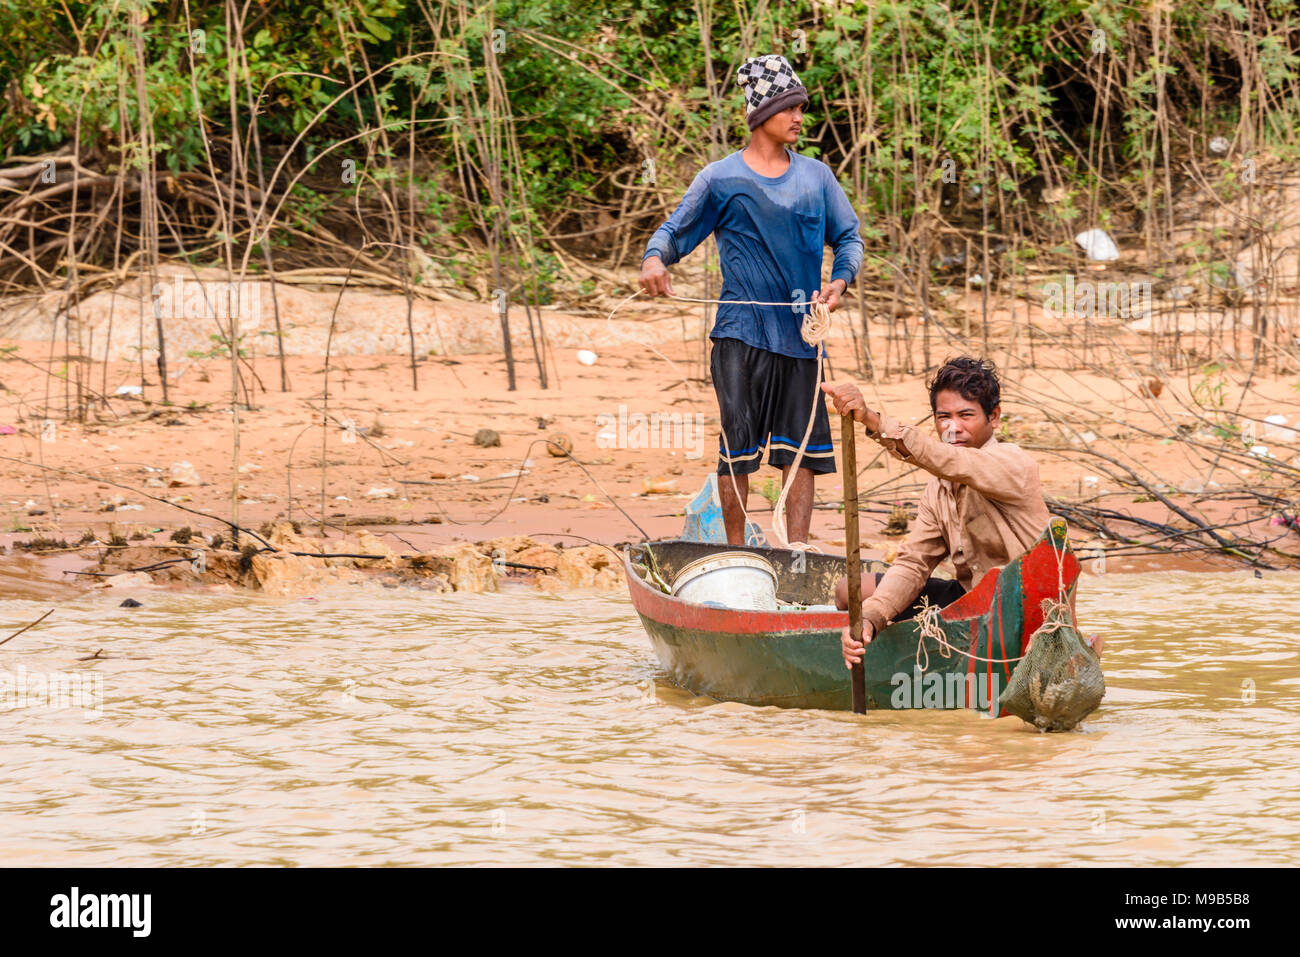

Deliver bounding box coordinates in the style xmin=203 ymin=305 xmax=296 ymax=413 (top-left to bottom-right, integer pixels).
xmin=998 ymin=598 xmax=1105 ymax=731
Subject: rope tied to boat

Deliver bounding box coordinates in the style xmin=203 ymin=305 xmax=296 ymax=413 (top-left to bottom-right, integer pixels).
xmin=911 ymin=520 xmax=1081 ymax=673
xmin=911 ymin=596 xmax=1030 ymax=672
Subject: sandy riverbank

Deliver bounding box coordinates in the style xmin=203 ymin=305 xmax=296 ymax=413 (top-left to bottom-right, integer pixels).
xmin=2 ymin=287 xmax=1299 ymax=599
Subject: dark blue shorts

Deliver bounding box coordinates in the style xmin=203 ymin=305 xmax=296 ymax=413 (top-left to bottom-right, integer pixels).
xmin=710 ymin=337 xmax=836 ymax=476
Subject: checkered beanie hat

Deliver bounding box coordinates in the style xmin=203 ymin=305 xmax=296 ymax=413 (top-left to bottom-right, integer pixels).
xmin=736 ymin=54 xmax=809 ymax=130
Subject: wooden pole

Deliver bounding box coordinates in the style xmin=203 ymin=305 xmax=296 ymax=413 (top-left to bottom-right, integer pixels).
xmin=842 ymin=412 xmax=866 ymax=713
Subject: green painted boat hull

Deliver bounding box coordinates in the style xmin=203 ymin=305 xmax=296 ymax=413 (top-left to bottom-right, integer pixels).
xmin=626 ymin=520 xmax=1080 ymax=712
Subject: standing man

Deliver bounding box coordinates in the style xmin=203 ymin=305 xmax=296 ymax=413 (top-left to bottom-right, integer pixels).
xmin=639 ymin=54 xmax=864 ymax=545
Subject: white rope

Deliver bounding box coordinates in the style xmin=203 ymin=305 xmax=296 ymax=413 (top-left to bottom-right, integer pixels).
xmin=604 ymin=288 xmax=835 ymax=552
xmin=1052 ymin=518 xmax=1071 ymax=603
xmin=911 ymin=580 xmax=1078 ymax=672
xmin=912 ymin=596 xmax=1029 ymax=671
xmin=770 ymin=300 xmax=832 ymax=550
xmin=602 ymin=289 xmax=695 ymax=394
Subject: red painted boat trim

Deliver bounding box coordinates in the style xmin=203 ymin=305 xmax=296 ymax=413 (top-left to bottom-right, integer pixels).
xmin=941 ymin=564 xmax=998 ymax=620
xmin=996 ymin=581 xmax=1007 ymax=668
xmin=625 ymin=553 xmax=847 ymax=634
xmin=986 ymin=595 xmax=994 ymax=712
xmin=967 ymin=621 xmax=978 ymax=684
xmin=626 ymin=532 xmax=1080 ymax=641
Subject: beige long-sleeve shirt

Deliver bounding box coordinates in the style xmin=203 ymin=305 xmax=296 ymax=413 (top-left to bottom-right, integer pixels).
xmin=859 ymin=414 xmax=1052 ymax=635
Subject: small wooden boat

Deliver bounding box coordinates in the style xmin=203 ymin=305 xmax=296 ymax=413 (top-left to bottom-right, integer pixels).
xmin=625 ymin=519 xmax=1080 ymax=712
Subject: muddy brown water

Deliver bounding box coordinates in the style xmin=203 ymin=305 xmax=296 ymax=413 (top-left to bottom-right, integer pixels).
xmin=1 ymin=570 xmax=1297 ymax=865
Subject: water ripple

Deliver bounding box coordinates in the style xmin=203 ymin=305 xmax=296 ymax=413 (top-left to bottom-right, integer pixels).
xmin=0 ymin=571 xmax=1297 ymax=865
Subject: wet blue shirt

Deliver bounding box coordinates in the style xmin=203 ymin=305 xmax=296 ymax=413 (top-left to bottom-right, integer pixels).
xmin=643 ymin=150 xmax=864 ymax=359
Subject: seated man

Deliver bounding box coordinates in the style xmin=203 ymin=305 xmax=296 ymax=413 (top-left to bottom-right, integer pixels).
xmin=821 ymin=356 xmax=1056 ymax=670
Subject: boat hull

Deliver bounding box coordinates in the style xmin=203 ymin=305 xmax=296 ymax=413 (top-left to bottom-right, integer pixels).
xmin=626 ymin=520 xmax=1080 ymax=712
xmin=638 ymin=607 xmax=853 ymax=710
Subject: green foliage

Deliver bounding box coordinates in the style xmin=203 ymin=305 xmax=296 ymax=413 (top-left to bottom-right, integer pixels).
xmin=1191 ymin=364 xmax=1241 ymax=444
xmin=186 ymin=332 xmax=247 ymax=360
xmin=0 ymin=0 xmax=398 ymax=165
xmin=0 ymin=0 xmax=1295 ymax=292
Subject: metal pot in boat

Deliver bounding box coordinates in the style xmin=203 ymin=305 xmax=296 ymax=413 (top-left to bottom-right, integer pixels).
xmin=670 ymin=551 xmax=779 ymax=611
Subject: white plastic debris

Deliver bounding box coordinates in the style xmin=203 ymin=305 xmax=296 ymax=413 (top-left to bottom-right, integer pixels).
xmin=365 ymin=486 xmax=397 ymax=499
xmin=115 ymin=385 xmax=143 ymax=396
xmin=1075 ymin=229 xmax=1120 ymax=262
xmin=577 ymin=350 xmax=598 ymax=366
xmin=1264 ymin=414 xmax=1295 ymax=441
xmin=1083 ymin=475 xmax=1100 ymax=488
xmin=1249 ymin=445 xmax=1270 ymax=458
xmin=1209 ymin=136 xmax=1230 ymax=155
xmin=168 ymin=461 xmax=201 ymax=487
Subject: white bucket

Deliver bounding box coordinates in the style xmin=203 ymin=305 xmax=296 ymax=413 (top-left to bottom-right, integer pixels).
xmin=671 ymin=552 xmax=779 ymax=611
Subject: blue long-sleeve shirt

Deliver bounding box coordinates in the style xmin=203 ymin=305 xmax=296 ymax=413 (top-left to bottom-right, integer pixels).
xmin=643 ymin=149 xmax=864 ymax=359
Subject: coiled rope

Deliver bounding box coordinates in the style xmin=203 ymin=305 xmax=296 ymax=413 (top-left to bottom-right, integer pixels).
xmin=912 ymin=596 xmax=1029 ymax=671
xmin=912 ymin=584 xmax=1077 ymax=671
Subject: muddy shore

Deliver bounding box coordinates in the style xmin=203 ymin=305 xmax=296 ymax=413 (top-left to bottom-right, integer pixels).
xmin=3 ymin=299 xmax=1298 ymax=600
